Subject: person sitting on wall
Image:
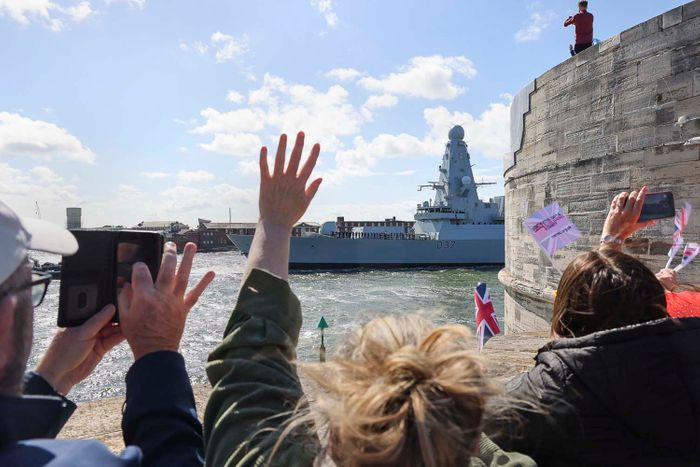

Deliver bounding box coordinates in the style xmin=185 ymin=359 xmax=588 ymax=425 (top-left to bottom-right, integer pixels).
xmin=484 ymin=187 xmax=700 ymax=465
xmin=565 ymin=1 xmax=594 ymax=56
xmin=202 ymin=132 xmax=536 ymax=467
xmin=0 ymin=200 xmax=215 ymax=466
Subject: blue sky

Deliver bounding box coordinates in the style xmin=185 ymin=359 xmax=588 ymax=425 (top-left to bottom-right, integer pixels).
xmin=0 ymin=0 xmax=686 ymax=227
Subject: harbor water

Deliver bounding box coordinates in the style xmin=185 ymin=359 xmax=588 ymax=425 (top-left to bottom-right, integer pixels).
xmin=29 ymin=250 xmax=504 ymax=402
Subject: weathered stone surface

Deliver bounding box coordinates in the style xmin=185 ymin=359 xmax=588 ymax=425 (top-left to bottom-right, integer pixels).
xmin=503 ymin=1 xmax=700 ymax=332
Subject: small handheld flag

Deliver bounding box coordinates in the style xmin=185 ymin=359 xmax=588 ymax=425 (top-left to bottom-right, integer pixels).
xmin=666 ymin=202 xmax=692 ymax=268
xmin=523 ymin=203 xmax=581 ymax=257
xmin=474 ymin=282 xmax=501 ymax=351
xmin=674 ymin=243 xmax=700 ymax=272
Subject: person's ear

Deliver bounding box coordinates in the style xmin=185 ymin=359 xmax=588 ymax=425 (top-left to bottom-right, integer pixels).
xmin=0 ymin=295 xmax=17 ymax=372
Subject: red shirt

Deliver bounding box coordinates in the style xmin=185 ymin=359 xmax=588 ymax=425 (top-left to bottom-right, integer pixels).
xmin=665 ymin=290 xmax=700 ymax=318
xmin=564 ymin=11 xmax=594 ymax=44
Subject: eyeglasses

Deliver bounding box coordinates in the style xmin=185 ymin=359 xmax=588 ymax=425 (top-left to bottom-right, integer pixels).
xmin=2 ymin=272 xmax=53 ymax=307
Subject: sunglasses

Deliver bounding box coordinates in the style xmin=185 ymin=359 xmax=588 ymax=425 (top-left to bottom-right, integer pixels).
xmin=2 ymin=272 xmax=53 ymax=307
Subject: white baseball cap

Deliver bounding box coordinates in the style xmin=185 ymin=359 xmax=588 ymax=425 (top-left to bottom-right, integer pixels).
xmin=0 ymin=200 xmax=78 ymax=284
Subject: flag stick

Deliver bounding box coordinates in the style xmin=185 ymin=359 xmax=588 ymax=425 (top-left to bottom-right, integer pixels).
xmin=665 ymin=256 xmax=674 ymax=269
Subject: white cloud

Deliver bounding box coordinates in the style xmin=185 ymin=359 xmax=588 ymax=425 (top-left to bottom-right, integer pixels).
xmin=193 ymin=40 xmax=209 ymax=55
xmin=0 ymin=112 xmax=96 ymax=164
xmin=141 ymin=171 xmax=169 ymax=179
xmin=325 ymin=68 xmax=363 ymax=81
xmin=211 ymin=31 xmax=249 ymax=63
xmin=192 ymin=108 xmax=265 ymax=134
xmin=195 ymin=74 xmax=365 ymax=155
xmin=423 ymin=97 xmax=511 ymax=160
xmin=514 ymin=11 xmax=557 ymax=42
xmin=0 ymin=163 xmax=81 ymax=224
xmin=158 ymin=184 xmax=257 ymax=219
xmin=105 ymin=0 xmax=145 ymax=9
xmin=310 ymin=0 xmax=338 ymax=27
xmin=226 ymin=90 xmax=244 ymax=103
xmin=0 ymin=0 xmax=94 ymax=31
xmin=357 ymin=55 xmax=477 ymax=100
xmin=199 ymin=133 xmax=263 ymax=157
xmin=237 ymin=159 xmax=259 ymax=176
xmin=363 ymin=94 xmax=398 ymax=110
xmin=177 ymin=169 xmax=215 ymax=184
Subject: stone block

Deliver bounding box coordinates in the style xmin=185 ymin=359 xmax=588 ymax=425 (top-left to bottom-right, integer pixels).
xmin=655 ymin=71 xmax=695 ymax=105
xmin=564 ymin=125 xmax=603 ymax=147
xmin=675 ymin=94 xmax=700 ymax=118
xmin=599 ymin=34 xmax=621 ymax=54
xmin=570 ymin=156 xmax=603 ymax=177
xmin=576 ymin=53 xmax=614 ymax=82
xmin=694 ymin=70 xmax=700 ymax=96
xmin=662 ymin=6 xmax=683 ymax=29
xmin=644 ymin=145 xmax=700 ymax=166
xmin=617 ymin=126 xmax=655 ymax=152
xmin=683 ymin=0 xmax=700 ymax=20
xmin=620 ymin=16 xmax=700 ymax=62
xmin=602 ymin=65 xmax=638 ymax=95
xmin=555 ymin=145 xmax=581 ymax=164
xmin=654 ymin=123 xmax=682 ymax=145
xmin=670 ymin=40 xmax=700 ymax=75
xmin=616 ymin=90 xmax=656 ymax=116
xmin=644 ymin=160 xmax=700 ymax=180
xmin=588 ymin=94 xmax=615 ymax=123
xmin=604 ymin=108 xmax=656 ymax=135
xmin=620 ymin=16 xmax=661 ymax=45
xmin=580 ymin=135 xmax=618 ymax=159
xmin=568 ymin=195 xmax=609 ymax=213
xmin=655 ymin=105 xmax=676 ymax=126
xmin=603 ymin=150 xmax=646 ymax=171
xmin=638 ymin=51 xmax=672 ymax=84
xmin=555 ymin=175 xmax=591 ymax=198
xmin=591 ymin=169 xmax=630 ymax=192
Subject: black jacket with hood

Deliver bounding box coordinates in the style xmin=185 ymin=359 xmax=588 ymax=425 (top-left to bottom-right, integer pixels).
xmin=484 ymin=317 xmax=700 ymax=466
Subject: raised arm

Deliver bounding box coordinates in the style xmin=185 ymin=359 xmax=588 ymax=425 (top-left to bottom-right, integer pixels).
xmin=564 ymin=15 xmax=575 ymax=27
xmin=599 ymin=186 xmax=654 ymax=250
xmin=204 ymin=132 xmax=322 ymax=466
xmin=243 ymin=132 xmax=322 ymax=282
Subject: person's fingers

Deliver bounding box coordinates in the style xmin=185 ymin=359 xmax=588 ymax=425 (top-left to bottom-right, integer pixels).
xmin=638 ymin=220 xmax=656 ymax=229
xmin=273 ymin=134 xmax=287 ymax=176
xmin=155 ymin=242 xmax=177 ymax=291
xmin=305 ymin=178 xmax=323 ymax=204
xmin=184 ymin=271 xmax=216 ymax=310
xmin=259 ymin=146 xmax=270 ymax=181
xmin=611 ymin=193 xmax=620 ymax=209
xmin=174 ymin=242 xmax=197 ymax=297
xmin=286 ymin=131 xmax=305 ymax=176
xmin=131 ymin=262 xmax=155 ymax=296
xmin=117 ymin=283 xmax=133 ymax=315
xmin=78 ymin=304 xmax=117 ymax=337
xmin=101 ymin=327 xmax=125 ymax=352
xmin=632 ymin=186 xmax=647 ymax=216
xmin=298 ymin=143 xmax=321 ymax=182
xmin=618 ymin=192 xmax=629 ymax=209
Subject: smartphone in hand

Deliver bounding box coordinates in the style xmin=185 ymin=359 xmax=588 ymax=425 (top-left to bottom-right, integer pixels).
xmin=58 ymin=230 xmax=164 ymax=327
xmin=638 ymin=192 xmax=675 ymax=222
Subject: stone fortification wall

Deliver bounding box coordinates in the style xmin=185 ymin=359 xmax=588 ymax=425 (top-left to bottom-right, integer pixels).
xmin=501 ymin=1 xmax=700 ymax=332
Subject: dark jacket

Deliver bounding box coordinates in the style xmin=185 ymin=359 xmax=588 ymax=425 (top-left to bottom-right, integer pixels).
xmin=204 ymin=268 xmax=536 ymax=467
xmin=484 ymin=318 xmax=700 ymax=466
xmin=0 ymin=351 xmax=204 ymax=466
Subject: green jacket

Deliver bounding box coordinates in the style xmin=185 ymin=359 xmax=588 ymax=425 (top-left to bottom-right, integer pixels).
xmin=204 ymin=268 xmax=536 ymax=467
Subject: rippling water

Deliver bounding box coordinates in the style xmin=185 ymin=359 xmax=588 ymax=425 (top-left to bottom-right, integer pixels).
xmin=29 ymin=251 xmax=503 ymax=402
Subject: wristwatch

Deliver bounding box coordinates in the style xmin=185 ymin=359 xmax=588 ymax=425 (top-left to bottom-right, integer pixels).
xmin=600 ymin=234 xmax=623 ymax=245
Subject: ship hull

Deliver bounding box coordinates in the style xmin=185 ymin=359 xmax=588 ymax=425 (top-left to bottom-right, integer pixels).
xmin=228 ymin=228 xmax=504 ymax=269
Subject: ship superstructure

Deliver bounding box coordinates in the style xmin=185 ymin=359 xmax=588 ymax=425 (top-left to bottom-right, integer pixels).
xmin=229 ymin=126 xmax=504 ymax=268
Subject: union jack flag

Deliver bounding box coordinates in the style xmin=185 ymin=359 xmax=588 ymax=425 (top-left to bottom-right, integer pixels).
xmin=474 ymin=282 xmax=501 ymax=351
xmin=668 ymin=202 xmax=692 ymax=265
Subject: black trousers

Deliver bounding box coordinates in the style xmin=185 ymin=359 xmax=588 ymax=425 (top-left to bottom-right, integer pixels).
xmin=570 ymin=42 xmax=593 ymax=56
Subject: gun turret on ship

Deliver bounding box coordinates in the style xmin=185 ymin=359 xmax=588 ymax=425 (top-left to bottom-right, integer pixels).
xmin=228 ymin=125 xmax=505 ymax=268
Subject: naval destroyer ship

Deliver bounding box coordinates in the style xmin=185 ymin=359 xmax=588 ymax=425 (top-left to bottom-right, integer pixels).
xmin=229 ymin=125 xmax=505 ymax=268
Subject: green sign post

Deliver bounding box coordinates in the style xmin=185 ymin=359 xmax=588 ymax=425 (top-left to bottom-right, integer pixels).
xmin=317 ymin=316 xmax=329 ymax=362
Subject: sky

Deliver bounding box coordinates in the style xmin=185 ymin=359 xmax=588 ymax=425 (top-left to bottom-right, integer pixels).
xmin=0 ymin=0 xmax=687 ymax=228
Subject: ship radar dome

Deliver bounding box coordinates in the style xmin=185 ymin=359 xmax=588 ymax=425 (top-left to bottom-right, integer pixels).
xmin=448 ymin=125 xmax=465 ymax=141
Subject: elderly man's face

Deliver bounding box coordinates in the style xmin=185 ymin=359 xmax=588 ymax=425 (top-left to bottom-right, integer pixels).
xmin=0 ymin=259 xmax=34 ymax=395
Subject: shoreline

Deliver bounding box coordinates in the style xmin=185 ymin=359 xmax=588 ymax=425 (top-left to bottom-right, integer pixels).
xmin=58 ymin=331 xmax=548 ymax=452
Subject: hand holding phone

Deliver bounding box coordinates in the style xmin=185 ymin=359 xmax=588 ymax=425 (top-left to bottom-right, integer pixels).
xmin=601 ymin=187 xmax=657 ymax=246
xmin=638 ymin=192 xmax=675 ymax=222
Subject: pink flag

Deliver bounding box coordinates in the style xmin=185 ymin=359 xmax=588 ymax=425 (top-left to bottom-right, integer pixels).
xmin=523 ymin=203 xmax=581 ymax=257
xmin=666 ymin=202 xmax=692 ymax=268
xmin=674 ymin=243 xmax=700 ymax=272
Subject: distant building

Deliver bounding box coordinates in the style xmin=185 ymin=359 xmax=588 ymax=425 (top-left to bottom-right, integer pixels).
xmin=134 ymin=221 xmax=189 ymax=233
xmin=66 ymin=207 xmax=82 ymax=229
xmin=292 ymin=222 xmax=320 ymax=237
xmin=195 ymin=219 xmax=257 ymax=252
xmin=333 ymin=216 xmax=414 ymax=234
